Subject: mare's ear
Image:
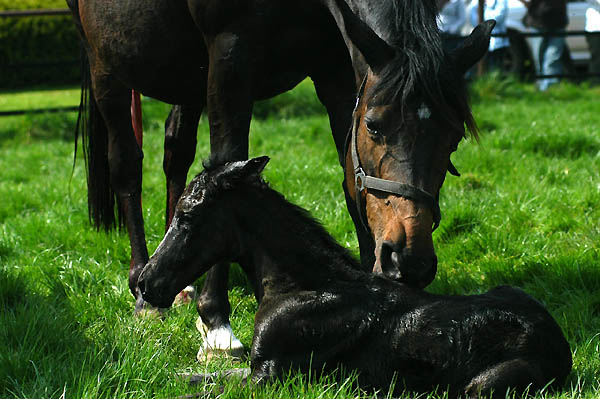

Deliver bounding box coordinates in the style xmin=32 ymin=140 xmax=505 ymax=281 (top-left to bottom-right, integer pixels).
xmin=452 ymin=20 xmax=496 ymax=74
xmin=448 ymin=160 xmax=460 ymax=177
xmin=332 ymin=0 xmax=395 ymax=73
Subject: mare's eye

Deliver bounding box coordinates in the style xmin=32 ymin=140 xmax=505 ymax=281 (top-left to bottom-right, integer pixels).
xmin=365 ymin=118 xmax=381 ymax=137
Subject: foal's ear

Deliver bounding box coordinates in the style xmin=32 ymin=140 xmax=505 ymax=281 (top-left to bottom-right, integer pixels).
xmin=221 ymin=157 xmax=269 ymax=189
xmin=240 ymin=156 xmax=270 ymax=178
xmin=452 ymin=20 xmax=496 ymax=74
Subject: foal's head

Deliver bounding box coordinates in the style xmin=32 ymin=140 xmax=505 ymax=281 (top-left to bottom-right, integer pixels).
xmin=138 ymin=157 xmax=270 ymax=308
xmin=338 ymin=0 xmax=494 ymax=287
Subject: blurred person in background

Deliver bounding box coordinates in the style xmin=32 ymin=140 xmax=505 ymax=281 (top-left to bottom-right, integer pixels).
xmin=469 ymin=0 xmax=510 ymax=71
xmin=519 ymin=0 xmax=568 ymax=90
xmin=438 ymin=0 xmax=467 ymax=50
xmin=586 ymin=0 xmax=600 ymax=84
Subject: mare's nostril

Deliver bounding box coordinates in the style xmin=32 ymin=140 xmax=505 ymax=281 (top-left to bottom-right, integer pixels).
xmin=380 ymin=241 xmax=403 ymax=280
xmin=390 ymin=251 xmax=401 ymax=270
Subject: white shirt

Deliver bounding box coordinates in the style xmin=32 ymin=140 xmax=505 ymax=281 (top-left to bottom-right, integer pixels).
xmin=586 ymin=0 xmax=600 ymax=32
xmin=438 ymin=0 xmax=467 ymax=35
xmin=470 ymin=0 xmax=510 ymax=51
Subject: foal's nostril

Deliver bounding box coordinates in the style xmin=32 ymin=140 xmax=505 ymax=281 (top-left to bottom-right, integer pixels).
xmin=137 ymin=275 xmax=147 ymax=297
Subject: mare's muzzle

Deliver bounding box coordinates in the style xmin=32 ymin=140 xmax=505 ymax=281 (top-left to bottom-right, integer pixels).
xmin=380 ymin=240 xmax=437 ymax=288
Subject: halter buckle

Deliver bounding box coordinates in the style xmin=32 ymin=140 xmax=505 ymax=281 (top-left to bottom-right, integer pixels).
xmin=355 ymin=168 xmax=366 ymax=192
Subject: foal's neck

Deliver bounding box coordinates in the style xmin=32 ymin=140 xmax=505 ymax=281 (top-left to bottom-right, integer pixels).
xmin=236 ymin=187 xmax=362 ymax=292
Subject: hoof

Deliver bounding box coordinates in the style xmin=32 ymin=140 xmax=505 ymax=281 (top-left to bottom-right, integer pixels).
xmin=196 ymin=317 xmax=246 ymax=361
xmin=173 ymin=285 xmax=196 ymax=306
xmin=179 ymin=368 xmax=251 ymax=385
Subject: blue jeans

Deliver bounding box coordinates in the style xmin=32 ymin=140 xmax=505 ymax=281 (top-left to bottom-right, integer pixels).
xmin=529 ymin=29 xmax=566 ymax=91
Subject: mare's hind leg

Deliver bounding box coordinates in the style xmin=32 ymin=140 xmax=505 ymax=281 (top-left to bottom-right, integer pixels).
xmin=464 ymin=359 xmax=545 ymax=398
xmin=163 ymin=104 xmax=203 ymax=228
xmin=91 ymin=74 xmax=149 ymax=312
xmin=163 ymin=104 xmax=203 ymax=305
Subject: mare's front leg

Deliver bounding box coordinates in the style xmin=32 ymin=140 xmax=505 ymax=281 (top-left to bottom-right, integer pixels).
xmin=193 ymin=25 xmax=256 ymax=359
xmin=92 ymin=74 xmax=149 ymax=313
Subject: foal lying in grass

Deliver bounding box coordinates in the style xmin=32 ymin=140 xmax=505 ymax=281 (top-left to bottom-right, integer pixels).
xmin=138 ymin=157 xmax=572 ymax=398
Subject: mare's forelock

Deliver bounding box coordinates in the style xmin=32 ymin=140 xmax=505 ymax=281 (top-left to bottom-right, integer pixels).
xmin=370 ymin=0 xmax=477 ymax=137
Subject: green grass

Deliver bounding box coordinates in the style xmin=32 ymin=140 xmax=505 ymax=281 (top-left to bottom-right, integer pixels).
xmin=0 ymin=86 xmax=80 ymax=112
xmin=0 ymin=77 xmax=599 ymax=398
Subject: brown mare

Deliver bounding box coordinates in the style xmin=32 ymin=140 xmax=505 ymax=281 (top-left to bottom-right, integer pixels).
xmin=68 ymin=0 xmax=493 ymax=357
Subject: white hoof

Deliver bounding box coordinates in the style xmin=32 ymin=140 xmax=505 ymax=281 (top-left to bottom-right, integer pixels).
xmin=196 ymin=316 xmax=245 ymax=361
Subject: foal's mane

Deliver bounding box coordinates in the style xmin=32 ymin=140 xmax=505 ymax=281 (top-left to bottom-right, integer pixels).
xmin=371 ymin=0 xmax=477 ymax=137
xmin=258 ymin=187 xmax=361 ymax=271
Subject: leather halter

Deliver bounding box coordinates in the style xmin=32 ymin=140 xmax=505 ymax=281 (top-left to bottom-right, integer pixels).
xmin=344 ymin=74 xmax=442 ymax=233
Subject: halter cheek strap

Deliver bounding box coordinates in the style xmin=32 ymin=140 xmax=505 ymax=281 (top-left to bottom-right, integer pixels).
xmin=345 ymin=74 xmax=442 ymax=233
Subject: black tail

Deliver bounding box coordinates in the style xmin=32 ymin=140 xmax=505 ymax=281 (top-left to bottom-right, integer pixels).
xmin=74 ymin=50 xmax=124 ymax=231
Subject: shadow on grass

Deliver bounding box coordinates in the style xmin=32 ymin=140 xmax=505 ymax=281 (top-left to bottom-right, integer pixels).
xmin=0 ymin=267 xmax=93 ymax=396
xmin=0 ymin=112 xmax=77 ymax=146
xmin=469 ymin=74 xmax=600 ymax=104
xmin=0 ymin=264 xmax=185 ymax=398
xmin=517 ymin=133 xmax=600 ymax=159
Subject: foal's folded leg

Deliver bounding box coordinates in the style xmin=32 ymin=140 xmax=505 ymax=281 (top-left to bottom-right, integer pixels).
xmin=463 ymin=358 xmax=545 ymax=399
xmin=179 ymin=367 xmax=251 ymax=385
xmin=174 ymin=368 xmax=253 ymax=399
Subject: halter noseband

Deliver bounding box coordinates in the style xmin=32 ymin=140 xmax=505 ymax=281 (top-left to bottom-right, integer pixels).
xmin=345 ymin=74 xmax=442 ymax=232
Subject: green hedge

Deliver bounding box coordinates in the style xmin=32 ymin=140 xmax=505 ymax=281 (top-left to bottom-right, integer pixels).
xmin=0 ymin=1 xmax=80 ymax=89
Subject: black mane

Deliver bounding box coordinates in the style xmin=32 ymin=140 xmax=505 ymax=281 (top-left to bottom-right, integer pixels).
xmin=370 ymin=0 xmax=477 ymax=137
xmin=247 ymin=181 xmax=363 ymax=276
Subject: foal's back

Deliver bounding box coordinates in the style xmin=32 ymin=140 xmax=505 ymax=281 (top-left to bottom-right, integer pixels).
xmin=366 ymin=284 xmax=570 ymax=397
xmin=379 ymin=285 xmax=572 ymax=397
xmin=252 ymin=276 xmax=571 ymax=398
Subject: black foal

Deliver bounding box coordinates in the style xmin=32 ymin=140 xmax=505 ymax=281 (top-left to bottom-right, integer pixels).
xmin=138 ymin=157 xmax=571 ymax=398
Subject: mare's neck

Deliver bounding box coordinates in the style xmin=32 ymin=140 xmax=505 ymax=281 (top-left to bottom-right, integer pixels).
xmin=323 ymin=0 xmax=442 ymax=84
xmin=345 ymin=0 xmax=440 ymax=47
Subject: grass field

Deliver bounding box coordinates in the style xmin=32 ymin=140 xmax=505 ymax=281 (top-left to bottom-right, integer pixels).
xmin=0 ymin=77 xmax=599 ymax=398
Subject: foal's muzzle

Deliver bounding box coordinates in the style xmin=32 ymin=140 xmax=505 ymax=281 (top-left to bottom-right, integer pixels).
xmin=137 ymin=271 xmax=173 ymax=308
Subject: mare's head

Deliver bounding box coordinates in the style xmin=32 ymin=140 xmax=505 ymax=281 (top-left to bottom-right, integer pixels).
xmin=138 ymin=157 xmax=270 ymax=308
xmin=337 ymin=0 xmax=494 ymax=287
